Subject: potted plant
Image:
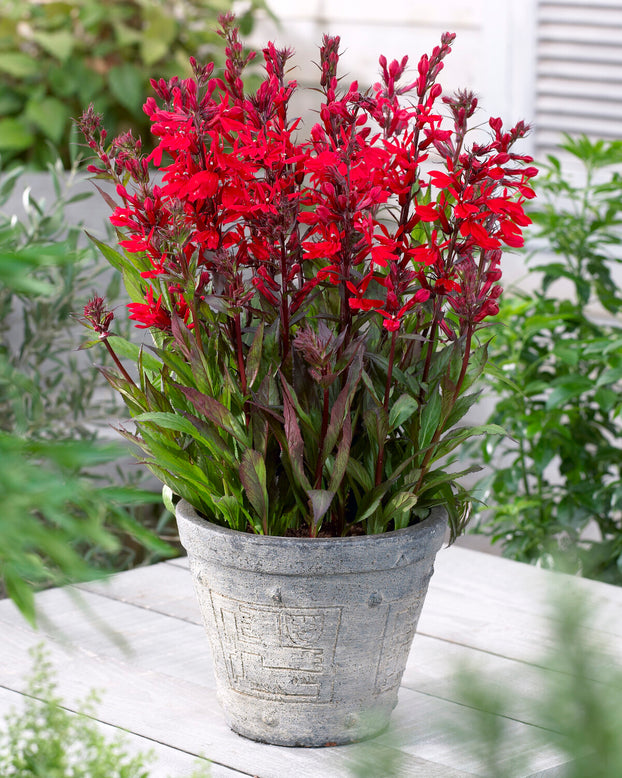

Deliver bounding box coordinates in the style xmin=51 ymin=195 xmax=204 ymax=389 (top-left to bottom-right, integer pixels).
xmin=77 ymin=14 xmax=536 ymax=747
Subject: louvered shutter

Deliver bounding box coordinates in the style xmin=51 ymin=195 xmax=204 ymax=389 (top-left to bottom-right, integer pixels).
xmin=536 ymin=0 xmax=622 ymax=156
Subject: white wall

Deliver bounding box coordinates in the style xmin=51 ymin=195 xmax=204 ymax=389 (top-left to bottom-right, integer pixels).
xmin=247 ymin=0 xmax=538 ymax=155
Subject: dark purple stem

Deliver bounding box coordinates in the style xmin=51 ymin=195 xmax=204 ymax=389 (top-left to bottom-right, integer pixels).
xmin=374 ymin=329 xmax=398 ymax=487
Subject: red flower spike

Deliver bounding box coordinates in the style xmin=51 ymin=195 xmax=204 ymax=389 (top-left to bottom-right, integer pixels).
xmin=78 ymin=22 xmax=536 ymax=344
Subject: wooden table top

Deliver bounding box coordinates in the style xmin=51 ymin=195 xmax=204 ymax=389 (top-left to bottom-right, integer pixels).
xmin=2 ymin=545 xmax=622 ymax=777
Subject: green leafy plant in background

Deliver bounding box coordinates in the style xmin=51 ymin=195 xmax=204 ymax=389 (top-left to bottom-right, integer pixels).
xmin=473 ymin=136 xmax=622 ymax=583
xmin=0 ymin=160 xmax=172 ymax=624
xmin=0 ymin=645 xmax=212 ymax=777
xmin=0 ymin=0 xmax=268 ymax=168
xmin=0 ymin=159 xmax=120 ymax=438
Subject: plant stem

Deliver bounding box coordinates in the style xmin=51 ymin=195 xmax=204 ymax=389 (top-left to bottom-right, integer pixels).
xmin=375 ymin=329 xmax=397 ymax=486
xmin=314 ymin=386 xmax=331 ymax=489
xmin=234 ymin=313 xmax=248 ymax=396
xmin=279 ymin=236 xmax=291 ymax=367
xmin=103 ymin=338 xmax=138 ymax=388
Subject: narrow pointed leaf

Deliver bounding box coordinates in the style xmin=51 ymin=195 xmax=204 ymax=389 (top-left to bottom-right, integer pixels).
xmin=280 ymin=377 xmax=311 ymax=490
xmin=239 ymin=449 xmax=269 ymax=531
xmin=418 ymin=389 xmax=442 ymax=450
xmin=307 ymin=489 xmax=335 ymax=531
xmin=246 ymin=322 xmax=264 ymax=390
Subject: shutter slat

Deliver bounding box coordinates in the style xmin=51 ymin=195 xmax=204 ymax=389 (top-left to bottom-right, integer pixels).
xmin=535 ymin=0 xmax=622 ymax=155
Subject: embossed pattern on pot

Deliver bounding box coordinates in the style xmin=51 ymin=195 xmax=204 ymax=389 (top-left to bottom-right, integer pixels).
xmin=176 ymin=500 xmax=447 ymax=746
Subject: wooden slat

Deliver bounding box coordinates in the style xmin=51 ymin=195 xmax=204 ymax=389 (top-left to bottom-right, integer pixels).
xmin=0 ymin=687 xmax=231 ymax=778
xmin=539 ymin=0 xmax=622 ymax=9
xmin=0 ymin=570 xmax=585 ymax=733
xmin=0 ymin=617 xmax=497 ymax=777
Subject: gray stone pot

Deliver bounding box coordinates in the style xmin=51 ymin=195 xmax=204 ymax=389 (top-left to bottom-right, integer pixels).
xmin=175 ymin=499 xmax=447 ymax=747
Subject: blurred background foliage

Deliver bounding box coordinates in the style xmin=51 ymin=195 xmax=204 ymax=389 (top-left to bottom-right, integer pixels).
xmin=473 ymin=136 xmax=622 ymax=584
xmin=0 ymin=0 xmax=268 ymax=168
xmin=0 ymin=160 xmax=174 ymax=625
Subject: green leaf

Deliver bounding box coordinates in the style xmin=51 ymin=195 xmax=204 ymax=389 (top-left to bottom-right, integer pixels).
xmin=132 ymin=411 xmax=208 ymax=443
xmin=444 ymin=391 xmax=482 ymax=430
xmin=433 ymin=423 xmax=506 ymax=462
xmin=354 ymin=483 xmax=390 ymax=525
xmin=108 ymin=64 xmax=144 ymax=113
xmin=239 ymin=449 xmax=269 ymax=532
xmin=545 ymin=376 xmax=593 ymax=410
xmin=419 ymin=389 xmax=442 ymax=450
xmin=388 ymin=394 xmax=419 ymax=431
xmin=87 ymin=233 xmax=126 ymax=272
xmin=307 ymin=489 xmax=335 ymax=531
xmin=383 ymin=491 xmax=418 ymax=531
xmin=213 ymin=494 xmax=247 ymax=532
xmin=162 ymin=485 xmax=176 ymax=514
xmin=0 ymin=118 xmax=35 ymax=151
xmin=281 ymin=378 xmax=311 ymax=491
xmin=107 ymin=336 xmax=161 ymax=373
xmin=31 ymin=30 xmax=75 ymax=62
xmin=328 ymin=412 xmax=352 ymax=493
xmin=246 ymin=322 xmax=264 ymax=390
xmin=552 ymin=341 xmax=580 ymax=367
xmin=175 ymin=386 xmax=247 ymax=445
xmin=0 ymin=52 xmax=40 ymax=78
xmin=3 ymin=564 xmax=36 ymax=625
xmin=140 ymin=7 xmax=178 ymax=65
xmin=346 ymin=457 xmax=373 ymax=492
xmin=364 ymin=406 xmax=389 ymax=448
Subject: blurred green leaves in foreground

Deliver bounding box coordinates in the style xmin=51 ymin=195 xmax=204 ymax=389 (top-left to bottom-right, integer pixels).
xmin=0 ymin=160 xmax=173 ymax=625
xmin=0 ymin=0 xmax=269 ymax=168
xmin=348 ymin=585 xmax=622 ymax=777
xmin=450 ymin=587 xmax=622 ymax=778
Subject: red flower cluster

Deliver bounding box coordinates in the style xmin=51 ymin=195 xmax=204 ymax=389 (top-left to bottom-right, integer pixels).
xmin=79 ymin=14 xmax=535 ymax=348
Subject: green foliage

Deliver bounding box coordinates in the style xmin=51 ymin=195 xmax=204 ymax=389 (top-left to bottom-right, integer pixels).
xmin=0 ymin=0 xmax=268 ymax=168
xmin=474 ymin=135 xmax=622 ymax=583
xmin=0 ymin=161 xmax=173 ymax=623
xmin=92 ymin=304 xmax=493 ymax=539
xmin=0 ymin=645 xmax=212 ymax=777
xmin=0 ymin=160 xmax=120 ymax=438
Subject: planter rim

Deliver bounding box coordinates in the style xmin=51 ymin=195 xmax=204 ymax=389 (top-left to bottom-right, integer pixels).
xmin=176 ymin=499 xmax=447 ymax=575
xmin=176 ymin=498 xmax=447 ymax=545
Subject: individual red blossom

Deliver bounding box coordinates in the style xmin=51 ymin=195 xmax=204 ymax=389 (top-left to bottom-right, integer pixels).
xmin=414 ymin=203 xmax=440 ymax=222
xmin=127 ymin=288 xmax=172 ymax=330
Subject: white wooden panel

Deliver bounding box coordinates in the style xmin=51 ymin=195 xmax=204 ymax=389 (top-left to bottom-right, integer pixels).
xmin=0 ymin=620 xmax=508 ymax=777
xmin=538 ymin=39 xmax=622 ymax=64
xmin=538 ymin=75 xmax=622 ymax=100
xmin=536 ymin=94 xmax=622 ymax=120
xmin=3 ymin=547 xmax=608 ymax=776
xmin=538 ymin=58 xmax=622 ymax=81
xmin=537 ymin=113 xmax=622 ymax=139
xmin=540 ymin=0 xmax=622 ymax=7
xmin=534 ymin=0 xmax=622 ymax=154
xmin=539 ymin=4 xmax=622 ymax=24
xmin=538 ymin=23 xmax=622 ymax=46
xmin=248 ymin=19 xmax=479 ymax=95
